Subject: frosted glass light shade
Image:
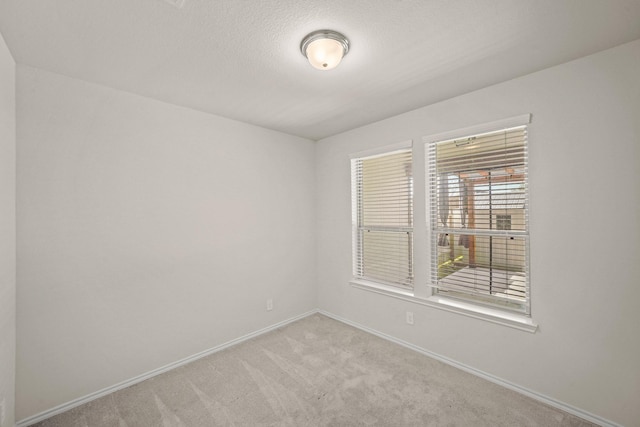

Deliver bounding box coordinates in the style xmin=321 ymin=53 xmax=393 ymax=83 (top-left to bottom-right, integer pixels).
xmin=300 ymin=30 xmax=349 ymax=71
xmin=306 ymin=38 xmax=344 ymax=70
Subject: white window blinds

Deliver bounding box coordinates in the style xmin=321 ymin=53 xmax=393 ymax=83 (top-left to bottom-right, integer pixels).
xmin=428 ymin=125 xmax=530 ymax=314
xmin=352 ymin=148 xmax=413 ymax=288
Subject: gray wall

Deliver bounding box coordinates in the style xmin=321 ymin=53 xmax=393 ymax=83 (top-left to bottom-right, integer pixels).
xmin=16 ymin=66 xmax=316 ymax=419
xmin=316 ymin=40 xmax=640 ymax=427
xmin=0 ymin=31 xmax=16 ymax=427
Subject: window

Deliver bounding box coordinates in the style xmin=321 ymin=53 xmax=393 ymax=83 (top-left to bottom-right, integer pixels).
xmin=428 ymin=124 xmax=530 ymax=314
xmin=351 ymin=144 xmax=413 ymax=289
xmin=496 ymin=214 xmax=512 ymax=231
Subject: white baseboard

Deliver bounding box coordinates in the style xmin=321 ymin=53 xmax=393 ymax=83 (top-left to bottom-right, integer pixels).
xmin=16 ymin=310 xmax=318 ymax=427
xmin=16 ymin=308 xmax=619 ymax=427
xmin=318 ymin=310 xmax=619 ymax=427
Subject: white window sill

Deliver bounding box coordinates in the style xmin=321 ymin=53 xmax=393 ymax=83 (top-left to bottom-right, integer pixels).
xmin=349 ymin=279 xmax=538 ymax=333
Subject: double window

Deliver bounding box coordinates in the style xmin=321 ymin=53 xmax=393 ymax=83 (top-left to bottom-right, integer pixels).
xmin=350 ymin=117 xmax=531 ymax=319
xmin=351 ymin=144 xmax=414 ymax=289
xmin=428 ymin=124 xmax=530 ymax=314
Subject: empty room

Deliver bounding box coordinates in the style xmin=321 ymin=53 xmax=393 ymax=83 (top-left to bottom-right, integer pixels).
xmin=0 ymin=1 xmax=639 ymax=426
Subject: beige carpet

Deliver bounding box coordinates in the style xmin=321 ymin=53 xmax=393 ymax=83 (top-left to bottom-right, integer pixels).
xmin=33 ymin=314 xmax=596 ymax=426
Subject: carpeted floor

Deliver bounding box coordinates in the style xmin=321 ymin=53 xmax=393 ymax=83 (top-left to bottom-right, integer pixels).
xmin=33 ymin=314 xmax=596 ymax=426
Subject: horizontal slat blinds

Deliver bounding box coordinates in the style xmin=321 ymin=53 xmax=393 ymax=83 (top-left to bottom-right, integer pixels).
xmin=428 ymin=126 xmax=530 ymax=314
xmin=352 ymin=149 xmax=413 ymax=288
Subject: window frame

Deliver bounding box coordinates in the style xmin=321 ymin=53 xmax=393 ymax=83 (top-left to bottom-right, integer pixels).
xmin=425 ymin=114 xmax=532 ymax=316
xmin=350 ymin=140 xmax=414 ymax=290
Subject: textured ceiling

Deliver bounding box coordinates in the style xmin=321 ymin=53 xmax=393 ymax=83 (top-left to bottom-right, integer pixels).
xmin=1 ymin=0 xmax=639 ymax=140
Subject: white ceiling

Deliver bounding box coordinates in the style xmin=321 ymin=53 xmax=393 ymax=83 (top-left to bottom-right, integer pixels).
xmin=1 ymin=0 xmax=639 ymax=140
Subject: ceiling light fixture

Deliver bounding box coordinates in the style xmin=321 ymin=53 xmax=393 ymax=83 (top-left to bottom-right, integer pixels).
xmin=300 ymin=30 xmax=350 ymax=71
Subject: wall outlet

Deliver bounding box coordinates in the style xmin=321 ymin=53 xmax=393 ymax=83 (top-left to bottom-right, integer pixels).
xmin=266 ymin=298 xmax=273 ymax=311
xmin=406 ymin=311 xmax=414 ymax=325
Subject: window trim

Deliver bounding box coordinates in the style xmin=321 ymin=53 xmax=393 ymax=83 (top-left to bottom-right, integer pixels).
xmin=349 ymin=140 xmax=413 ymax=160
xmin=423 ymin=114 xmax=534 ymax=320
xmin=423 ymin=114 xmax=531 ymax=148
xmin=349 ymin=279 xmax=538 ymax=332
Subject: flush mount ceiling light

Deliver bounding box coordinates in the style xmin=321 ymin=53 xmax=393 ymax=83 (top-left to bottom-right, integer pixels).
xmin=300 ymin=29 xmax=350 ymax=71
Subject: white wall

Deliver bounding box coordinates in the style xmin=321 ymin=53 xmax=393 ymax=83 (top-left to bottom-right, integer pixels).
xmin=16 ymin=66 xmax=316 ymax=420
xmin=0 ymin=31 xmax=15 ymax=427
xmin=317 ymin=39 xmax=640 ymax=427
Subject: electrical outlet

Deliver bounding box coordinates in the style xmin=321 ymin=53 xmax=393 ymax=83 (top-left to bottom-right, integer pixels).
xmin=266 ymin=298 xmax=273 ymax=311
xmin=406 ymin=311 xmax=414 ymax=325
